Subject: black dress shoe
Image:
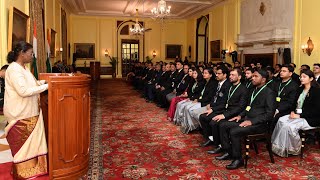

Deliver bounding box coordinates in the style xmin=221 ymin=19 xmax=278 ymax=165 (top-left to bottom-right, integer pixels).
xmin=215 ymin=153 xmax=231 ymax=160
xmin=207 ymin=146 xmax=223 ymax=154
xmin=226 ymin=159 xmax=244 ymax=170
xmin=200 ymin=140 xmax=213 ymax=147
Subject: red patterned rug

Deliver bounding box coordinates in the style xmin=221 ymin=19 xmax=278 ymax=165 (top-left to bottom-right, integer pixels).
xmin=86 ymin=79 xmax=320 ymax=179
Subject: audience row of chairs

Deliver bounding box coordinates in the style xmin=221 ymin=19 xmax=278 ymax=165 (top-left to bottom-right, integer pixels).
xmin=127 ymin=61 xmax=320 ymax=169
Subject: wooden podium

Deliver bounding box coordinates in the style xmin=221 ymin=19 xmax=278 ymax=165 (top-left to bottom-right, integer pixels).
xmin=39 ymin=73 xmax=91 ymax=179
xmin=90 ymin=61 xmax=100 ymax=80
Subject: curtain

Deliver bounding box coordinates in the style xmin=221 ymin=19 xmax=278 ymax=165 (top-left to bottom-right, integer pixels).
xmin=61 ymin=9 xmax=67 ymax=64
xmin=29 ymin=0 xmax=46 ymax=73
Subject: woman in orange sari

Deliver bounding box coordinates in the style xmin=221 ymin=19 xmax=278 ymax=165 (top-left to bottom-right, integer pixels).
xmin=4 ymin=41 xmax=48 ymax=179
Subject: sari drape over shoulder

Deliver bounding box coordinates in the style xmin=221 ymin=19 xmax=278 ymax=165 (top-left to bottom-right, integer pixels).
xmin=4 ymin=62 xmax=48 ymax=179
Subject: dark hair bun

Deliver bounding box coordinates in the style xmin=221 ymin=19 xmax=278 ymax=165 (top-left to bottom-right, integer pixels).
xmin=7 ymin=51 xmax=16 ymax=63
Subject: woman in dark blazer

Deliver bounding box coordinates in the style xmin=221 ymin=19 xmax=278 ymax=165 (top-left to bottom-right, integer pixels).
xmin=272 ymin=69 xmax=320 ymax=157
xmin=173 ymin=68 xmax=205 ymax=125
xmin=179 ymin=68 xmax=217 ymax=133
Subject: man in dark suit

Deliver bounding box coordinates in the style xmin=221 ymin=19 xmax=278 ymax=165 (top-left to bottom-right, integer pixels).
xmin=145 ymin=63 xmax=162 ymax=102
xmin=217 ymin=69 xmax=275 ymax=170
xmin=189 ymin=66 xmax=228 ymax=125
xmin=243 ymin=67 xmax=254 ymax=90
xmin=157 ymin=61 xmax=184 ymax=108
xmin=313 ymin=63 xmax=320 ymax=84
xmin=198 ymin=66 xmax=231 ymax=147
xmin=290 ymin=63 xmax=301 ymax=85
xmin=271 ymin=64 xmax=299 ymax=129
xmin=142 ymin=62 xmax=155 ymax=97
xmin=166 ymin=64 xmax=191 ymax=102
xmin=200 ymin=68 xmax=248 ymax=153
xmin=155 ymin=63 xmax=176 ymax=106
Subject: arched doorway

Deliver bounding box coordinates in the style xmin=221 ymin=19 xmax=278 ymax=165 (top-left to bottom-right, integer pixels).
xmin=196 ymin=15 xmax=209 ymax=64
xmin=117 ymin=20 xmax=144 ymax=77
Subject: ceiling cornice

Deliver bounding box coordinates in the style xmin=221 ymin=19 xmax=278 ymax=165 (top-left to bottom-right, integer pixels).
xmin=64 ymin=0 xmax=226 ymax=19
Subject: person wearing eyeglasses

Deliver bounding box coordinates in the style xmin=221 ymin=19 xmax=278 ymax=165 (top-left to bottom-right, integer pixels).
xmin=272 ymin=69 xmax=320 ymax=157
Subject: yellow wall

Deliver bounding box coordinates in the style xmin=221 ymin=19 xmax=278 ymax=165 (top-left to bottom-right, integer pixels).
xmin=187 ymin=0 xmax=240 ymax=64
xmin=70 ymin=15 xmax=187 ymax=77
xmin=0 ymin=0 xmax=29 ymax=66
xmin=293 ymin=0 xmax=320 ymax=69
xmin=0 ymin=0 xmax=70 ymax=67
xmin=3 ymin=0 xmax=319 ymax=73
xmin=187 ymin=19 xmax=195 ymax=60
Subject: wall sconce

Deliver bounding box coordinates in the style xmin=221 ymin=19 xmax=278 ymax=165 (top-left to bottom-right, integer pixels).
xmin=56 ymin=48 xmax=63 ymax=55
xmin=152 ymin=50 xmax=156 ymax=58
xmin=301 ymin=37 xmax=314 ymax=56
xmin=104 ymin=49 xmax=109 ymax=57
xmin=227 ymin=46 xmax=232 ymax=56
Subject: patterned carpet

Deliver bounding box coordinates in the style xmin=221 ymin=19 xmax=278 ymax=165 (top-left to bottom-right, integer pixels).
xmin=1 ymin=79 xmax=320 ymax=179
xmin=87 ymin=79 xmax=320 ymax=179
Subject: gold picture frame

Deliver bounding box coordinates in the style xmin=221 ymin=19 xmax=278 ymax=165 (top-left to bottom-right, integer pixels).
xmin=74 ymin=43 xmax=95 ymax=59
xmin=48 ymin=28 xmax=56 ymax=58
xmin=210 ymin=40 xmax=221 ymax=61
xmin=165 ymin=44 xmax=182 ymax=60
xmin=7 ymin=6 xmax=30 ymax=52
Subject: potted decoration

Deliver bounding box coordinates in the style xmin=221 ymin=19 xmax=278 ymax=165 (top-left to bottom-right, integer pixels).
xmin=109 ymin=56 xmax=118 ymax=78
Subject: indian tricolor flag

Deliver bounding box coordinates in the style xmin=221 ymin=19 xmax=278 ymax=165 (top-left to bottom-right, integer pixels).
xmin=46 ymin=29 xmax=52 ymax=73
xmin=32 ymin=21 xmax=38 ymax=79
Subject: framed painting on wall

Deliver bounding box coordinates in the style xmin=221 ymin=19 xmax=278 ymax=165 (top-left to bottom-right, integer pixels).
xmin=210 ymin=40 xmax=221 ymax=60
xmin=49 ymin=29 xmax=56 ymax=58
xmin=166 ymin=44 xmax=182 ymax=60
xmin=7 ymin=7 xmax=30 ymax=51
xmin=74 ymin=43 xmax=95 ymax=59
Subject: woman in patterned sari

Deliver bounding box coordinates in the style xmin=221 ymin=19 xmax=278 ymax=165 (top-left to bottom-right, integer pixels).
xmin=4 ymin=41 xmax=49 ymax=179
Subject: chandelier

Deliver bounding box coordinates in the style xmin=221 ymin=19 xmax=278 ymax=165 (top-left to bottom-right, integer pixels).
xmin=130 ymin=9 xmax=145 ymax=35
xmin=151 ymin=0 xmax=171 ymax=20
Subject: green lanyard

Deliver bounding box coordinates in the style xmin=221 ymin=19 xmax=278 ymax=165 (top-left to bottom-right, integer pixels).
xmin=227 ymin=83 xmax=241 ymax=105
xmin=278 ymin=79 xmax=292 ymax=97
xmin=192 ymin=82 xmax=198 ymax=93
xmin=250 ymin=85 xmax=267 ymax=106
xmin=199 ymin=81 xmax=208 ymax=99
xmin=246 ymin=81 xmax=252 ymax=88
xmin=266 ymin=79 xmax=273 ymax=86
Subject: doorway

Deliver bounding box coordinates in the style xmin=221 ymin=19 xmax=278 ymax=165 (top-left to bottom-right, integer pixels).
xmin=121 ymin=39 xmax=139 ymax=77
xmin=196 ymin=15 xmax=209 ymax=64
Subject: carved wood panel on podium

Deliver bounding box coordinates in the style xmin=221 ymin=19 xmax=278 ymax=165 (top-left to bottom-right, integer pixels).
xmin=39 ymin=73 xmax=91 ymax=179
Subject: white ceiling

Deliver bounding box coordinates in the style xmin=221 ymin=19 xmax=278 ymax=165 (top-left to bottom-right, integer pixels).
xmin=63 ymin=0 xmax=225 ymax=18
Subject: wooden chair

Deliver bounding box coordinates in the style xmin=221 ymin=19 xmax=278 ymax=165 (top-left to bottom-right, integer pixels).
xmin=244 ymin=132 xmax=275 ymax=168
xmin=299 ymin=127 xmax=320 ymax=158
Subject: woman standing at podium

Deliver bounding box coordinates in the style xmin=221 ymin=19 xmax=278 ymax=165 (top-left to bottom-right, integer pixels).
xmin=3 ymin=41 xmax=49 ymax=179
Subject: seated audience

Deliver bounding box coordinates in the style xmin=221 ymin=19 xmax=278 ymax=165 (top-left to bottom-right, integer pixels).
xmin=217 ymin=69 xmax=275 ymax=169
xmin=313 ymin=63 xmax=320 ymax=84
xmin=271 ymin=64 xmax=299 ymax=129
xmin=145 ymin=63 xmax=161 ymax=102
xmin=243 ymin=67 xmax=254 ymax=90
xmin=273 ymin=64 xmax=282 ymax=81
xmin=193 ymin=66 xmax=231 ymax=145
xmin=166 ymin=64 xmax=191 ymax=103
xmin=272 ymin=69 xmax=320 ymax=157
xmin=156 ymin=62 xmax=184 ymax=108
xmin=167 ymin=67 xmax=193 ymax=121
xmin=173 ymin=68 xmax=205 ymax=125
xmin=289 ymin=63 xmax=301 ymax=85
xmin=179 ymin=68 xmax=217 ymax=134
xmin=265 ymin=66 xmax=276 ymax=88
xmin=199 ymin=68 xmax=248 ymax=152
